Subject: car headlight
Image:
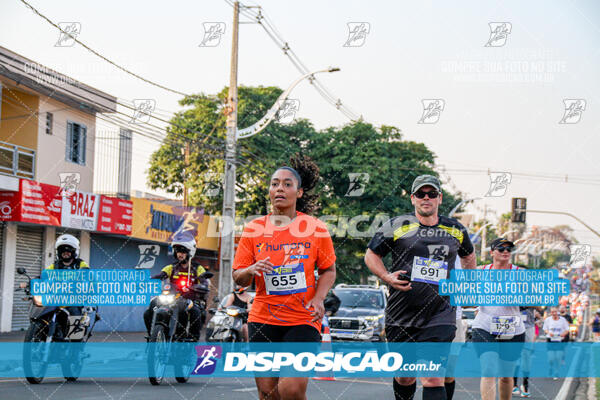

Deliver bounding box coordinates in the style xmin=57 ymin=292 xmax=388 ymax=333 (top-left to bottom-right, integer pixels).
xmin=364 ymin=314 xmax=384 ymax=322
xmin=33 ymin=295 xmax=43 ymax=307
xmin=226 ymin=308 xmax=239 ymax=317
xmin=158 ymin=294 xmax=175 ymax=304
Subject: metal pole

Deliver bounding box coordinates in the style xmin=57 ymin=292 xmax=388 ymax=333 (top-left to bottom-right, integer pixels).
xmin=527 ymin=210 xmax=600 ymax=239
xmin=480 ymin=204 xmax=488 ymax=261
xmin=183 ymin=141 xmax=189 ymax=207
xmin=218 ymin=1 xmax=239 ymax=300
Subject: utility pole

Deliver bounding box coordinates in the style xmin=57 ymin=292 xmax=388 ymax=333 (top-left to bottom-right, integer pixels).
xmin=218 ymin=1 xmax=239 ymax=300
xmin=481 ymin=204 xmax=488 ymax=261
xmin=183 ymin=141 xmax=190 ymax=207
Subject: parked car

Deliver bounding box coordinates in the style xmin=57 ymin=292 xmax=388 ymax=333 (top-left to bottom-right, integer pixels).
xmin=328 ymin=284 xmax=387 ymax=342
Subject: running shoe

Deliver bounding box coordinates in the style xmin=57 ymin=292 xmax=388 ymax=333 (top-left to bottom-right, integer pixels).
xmin=520 ymin=385 xmax=530 ymax=397
xmin=512 ymin=386 xmax=520 ymax=395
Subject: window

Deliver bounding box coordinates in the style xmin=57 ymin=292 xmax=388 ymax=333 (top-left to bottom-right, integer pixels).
xmin=66 ymin=121 xmax=86 ymax=165
xmin=45 ymin=112 xmax=53 ymax=135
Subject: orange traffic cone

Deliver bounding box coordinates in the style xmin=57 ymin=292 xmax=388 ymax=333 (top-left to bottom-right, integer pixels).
xmin=313 ymin=315 xmax=335 ymax=381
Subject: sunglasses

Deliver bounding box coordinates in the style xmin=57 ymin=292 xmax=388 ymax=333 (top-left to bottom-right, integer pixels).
xmin=495 ymin=246 xmax=513 ymax=253
xmin=414 ymin=190 xmax=439 ymax=199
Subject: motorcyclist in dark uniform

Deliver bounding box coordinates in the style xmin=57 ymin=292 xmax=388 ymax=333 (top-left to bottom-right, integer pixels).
xmin=143 ymin=238 xmax=208 ymax=341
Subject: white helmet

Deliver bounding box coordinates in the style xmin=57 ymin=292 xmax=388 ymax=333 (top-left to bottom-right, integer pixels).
xmin=55 ymin=234 xmax=80 ymax=259
xmin=171 ymin=237 xmax=196 ymax=259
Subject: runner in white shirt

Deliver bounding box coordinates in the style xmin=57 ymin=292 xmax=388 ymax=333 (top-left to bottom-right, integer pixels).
xmin=470 ymin=238 xmax=525 ymax=400
xmin=543 ymin=307 xmax=570 ymax=380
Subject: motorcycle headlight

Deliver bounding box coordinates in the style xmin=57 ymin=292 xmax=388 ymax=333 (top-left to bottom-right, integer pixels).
xmin=226 ymin=308 xmax=239 ymax=317
xmin=161 ymin=289 xmax=171 ymax=295
xmin=158 ymin=294 xmax=175 ymax=304
xmin=33 ymin=296 xmax=43 ymax=307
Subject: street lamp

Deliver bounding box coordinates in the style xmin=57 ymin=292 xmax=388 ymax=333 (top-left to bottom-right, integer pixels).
xmin=237 ymin=67 xmax=340 ymax=139
xmin=218 ymin=67 xmax=341 ymax=300
xmin=449 ymin=197 xmax=482 ymax=218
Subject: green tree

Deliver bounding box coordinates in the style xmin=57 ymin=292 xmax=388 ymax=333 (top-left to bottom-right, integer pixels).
xmin=147 ymin=86 xmax=463 ymax=284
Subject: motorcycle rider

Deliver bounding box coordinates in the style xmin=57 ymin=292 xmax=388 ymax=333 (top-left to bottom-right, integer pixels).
xmin=223 ymin=284 xmax=253 ymax=341
xmin=42 ymin=234 xmax=90 ymax=335
xmin=143 ymin=238 xmax=207 ymax=341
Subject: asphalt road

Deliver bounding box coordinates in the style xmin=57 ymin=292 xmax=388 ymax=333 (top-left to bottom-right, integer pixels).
xmin=0 ymin=375 xmax=568 ymax=399
xmin=0 ymin=331 xmax=568 ymax=399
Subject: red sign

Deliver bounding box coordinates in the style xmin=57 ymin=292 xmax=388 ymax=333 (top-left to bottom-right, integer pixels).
xmin=97 ymin=195 xmax=133 ymax=235
xmin=18 ymin=179 xmax=61 ymax=225
xmin=0 ymin=179 xmax=132 ymax=235
xmin=61 ymin=191 xmax=100 ymax=231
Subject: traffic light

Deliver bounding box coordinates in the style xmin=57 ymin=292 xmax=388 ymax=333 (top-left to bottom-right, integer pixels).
xmin=511 ymin=198 xmax=527 ymax=223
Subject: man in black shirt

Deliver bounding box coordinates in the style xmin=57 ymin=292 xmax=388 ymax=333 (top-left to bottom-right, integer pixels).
xmin=365 ymin=175 xmax=476 ymax=400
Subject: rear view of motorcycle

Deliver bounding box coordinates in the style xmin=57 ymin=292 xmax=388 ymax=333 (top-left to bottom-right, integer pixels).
xmin=18 ymin=267 xmax=100 ymax=384
xmin=146 ymin=271 xmax=212 ymax=385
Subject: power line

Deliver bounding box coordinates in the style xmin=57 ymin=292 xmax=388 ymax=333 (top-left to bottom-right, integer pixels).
xmin=18 ymin=0 xmax=190 ymax=97
xmin=223 ymin=0 xmax=360 ymax=121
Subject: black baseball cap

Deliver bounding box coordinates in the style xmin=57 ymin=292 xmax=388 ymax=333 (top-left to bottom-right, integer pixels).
xmin=490 ymin=237 xmax=515 ymax=250
xmin=411 ymin=175 xmax=441 ymax=194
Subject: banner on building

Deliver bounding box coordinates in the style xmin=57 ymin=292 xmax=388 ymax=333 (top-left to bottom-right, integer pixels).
xmin=130 ymin=198 xmax=218 ymax=251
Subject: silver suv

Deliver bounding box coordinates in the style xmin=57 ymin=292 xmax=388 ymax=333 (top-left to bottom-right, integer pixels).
xmin=328 ymin=284 xmax=387 ymax=341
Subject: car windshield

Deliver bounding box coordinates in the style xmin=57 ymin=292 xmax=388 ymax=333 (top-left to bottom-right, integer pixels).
xmin=337 ymin=290 xmax=384 ymax=309
xmin=462 ymin=310 xmax=476 ymax=319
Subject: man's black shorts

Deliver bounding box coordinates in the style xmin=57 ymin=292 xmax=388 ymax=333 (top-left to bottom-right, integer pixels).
xmin=248 ymin=322 xmax=321 ymax=343
xmin=471 ymin=328 xmax=525 ymax=361
xmin=385 ymin=325 xmax=456 ymax=367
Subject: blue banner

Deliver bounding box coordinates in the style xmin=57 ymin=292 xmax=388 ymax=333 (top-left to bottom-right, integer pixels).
xmin=439 ymin=269 xmax=570 ymax=306
xmin=30 ymin=269 xmax=161 ymax=306
xmin=1 ymin=342 xmax=598 ymax=378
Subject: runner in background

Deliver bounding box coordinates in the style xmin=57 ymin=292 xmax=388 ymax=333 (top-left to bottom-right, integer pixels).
xmin=543 ymin=307 xmax=570 ymax=380
xmin=470 ymin=238 xmax=525 ymax=400
xmin=232 ymin=155 xmax=336 ymax=400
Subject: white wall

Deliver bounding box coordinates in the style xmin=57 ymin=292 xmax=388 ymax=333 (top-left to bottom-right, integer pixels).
xmin=36 ymin=97 xmax=95 ymax=192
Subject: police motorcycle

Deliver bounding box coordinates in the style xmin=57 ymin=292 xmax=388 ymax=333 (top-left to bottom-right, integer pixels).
xmin=146 ymin=264 xmax=213 ymax=385
xmin=17 ymin=267 xmax=100 ymax=384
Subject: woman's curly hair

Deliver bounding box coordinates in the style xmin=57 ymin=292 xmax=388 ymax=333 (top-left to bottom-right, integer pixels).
xmin=275 ymin=153 xmax=320 ymax=215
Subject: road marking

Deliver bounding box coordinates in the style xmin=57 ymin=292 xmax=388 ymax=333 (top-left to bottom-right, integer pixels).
xmin=233 ymin=387 xmax=257 ymax=392
xmin=332 ymin=378 xmax=390 ymax=385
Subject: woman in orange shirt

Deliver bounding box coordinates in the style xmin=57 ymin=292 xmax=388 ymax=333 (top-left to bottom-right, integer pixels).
xmin=233 ymin=155 xmax=336 ymax=400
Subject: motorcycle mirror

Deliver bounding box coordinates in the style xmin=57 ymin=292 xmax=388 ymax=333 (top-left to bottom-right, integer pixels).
xmin=208 ymin=308 xmax=216 ymax=315
xmin=16 ymin=267 xmax=26 ymax=275
xmin=200 ymin=271 xmax=214 ymax=279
